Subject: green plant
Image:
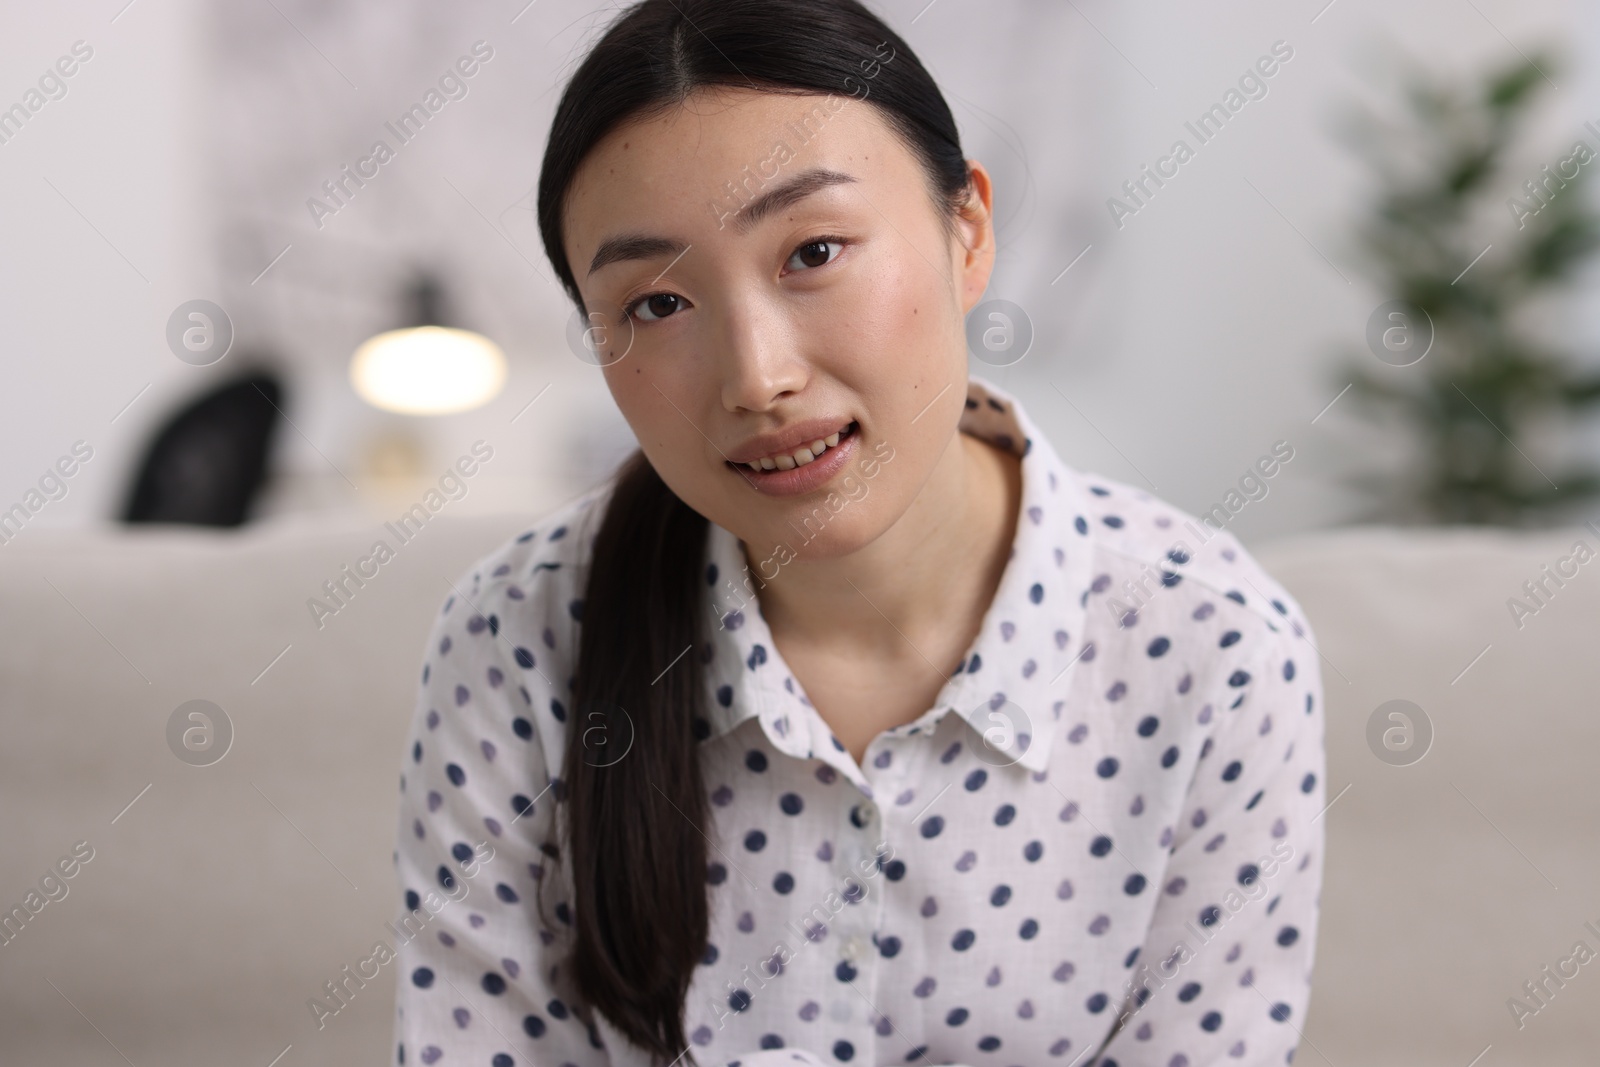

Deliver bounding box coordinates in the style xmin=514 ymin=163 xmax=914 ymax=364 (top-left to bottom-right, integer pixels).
xmin=1332 ymin=45 xmax=1600 ymax=525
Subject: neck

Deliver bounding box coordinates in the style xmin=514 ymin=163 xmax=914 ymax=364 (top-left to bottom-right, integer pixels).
xmin=744 ymin=429 xmax=1022 ymax=674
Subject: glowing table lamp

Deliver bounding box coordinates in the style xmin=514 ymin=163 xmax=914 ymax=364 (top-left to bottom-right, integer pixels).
xmin=350 ymin=272 xmax=505 ymax=415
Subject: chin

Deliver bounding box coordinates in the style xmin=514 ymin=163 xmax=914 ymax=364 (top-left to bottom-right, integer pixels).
xmin=760 ymin=506 xmax=887 ymax=565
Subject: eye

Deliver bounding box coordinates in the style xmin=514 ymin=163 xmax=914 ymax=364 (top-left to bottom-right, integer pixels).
xmin=621 ymin=291 xmax=689 ymax=324
xmin=785 ymin=237 xmax=846 ymax=273
xmin=617 ymin=236 xmax=846 ymax=324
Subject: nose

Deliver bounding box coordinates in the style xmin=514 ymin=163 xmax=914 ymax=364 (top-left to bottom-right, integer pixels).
xmin=716 ymin=293 xmax=808 ymax=415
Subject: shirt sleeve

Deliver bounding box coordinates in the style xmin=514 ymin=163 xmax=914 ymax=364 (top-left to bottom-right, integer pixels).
xmin=387 ymin=568 xmax=895 ymax=1067
xmin=1089 ymin=607 xmax=1327 ymax=1067
xmin=390 ymin=573 xmax=607 ymax=1066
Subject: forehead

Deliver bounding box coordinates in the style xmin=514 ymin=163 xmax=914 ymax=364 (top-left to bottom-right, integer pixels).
xmin=562 ymin=86 xmax=912 ymax=245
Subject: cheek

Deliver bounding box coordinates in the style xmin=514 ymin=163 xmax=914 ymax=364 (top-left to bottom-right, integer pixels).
xmin=610 ymin=366 xmax=668 ymax=425
xmin=895 ymin=245 xmax=960 ymax=342
xmin=834 ymin=252 xmax=954 ymax=369
xmin=603 ymin=364 xmax=709 ymax=484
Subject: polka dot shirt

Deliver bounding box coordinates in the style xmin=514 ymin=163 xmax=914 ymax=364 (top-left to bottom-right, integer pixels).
xmin=391 ymin=375 xmax=1326 ymax=1067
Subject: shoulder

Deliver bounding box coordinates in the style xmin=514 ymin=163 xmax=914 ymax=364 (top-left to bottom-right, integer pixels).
xmin=1062 ymin=468 xmax=1325 ymax=751
xmin=423 ymin=481 xmax=617 ymax=693
xmin=1064 ymin=466 xmax=1317 ymax=651
xmin=433 ymin=481 xmax=614 ymax=629
xmin=451 ymin=482 xmax=612 ymax=601
xmin=414 ymin=482 xmax=618 ymax=778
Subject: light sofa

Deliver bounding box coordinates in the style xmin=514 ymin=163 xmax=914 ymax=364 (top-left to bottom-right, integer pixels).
xmin=2 ymin=512 xmax=1598 ymax=1065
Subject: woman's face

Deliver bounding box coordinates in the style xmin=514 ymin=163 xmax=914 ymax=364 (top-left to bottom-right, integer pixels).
xmin=562 ymin=86 xmax=994 ymax=567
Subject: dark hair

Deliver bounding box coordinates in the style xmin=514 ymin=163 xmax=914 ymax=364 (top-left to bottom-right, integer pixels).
xmin=536 ymin=1 xmax=973 ymax=1060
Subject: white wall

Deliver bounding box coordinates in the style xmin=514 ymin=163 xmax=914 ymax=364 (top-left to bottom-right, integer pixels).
xmin=957 ymin=0 xmax=1599 ymax=541
xmin=2 ymin=0 xmax=1595 ymax=542
xmin=0 ymin=0 xmax=213 ymax=533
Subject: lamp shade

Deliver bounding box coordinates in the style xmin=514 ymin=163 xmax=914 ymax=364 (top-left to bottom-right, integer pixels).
xmin=349 ymin=272 xmax=506 ymax=415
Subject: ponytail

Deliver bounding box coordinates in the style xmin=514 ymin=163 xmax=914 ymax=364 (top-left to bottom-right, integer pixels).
xmin=564 ymin=449 xmax=710 ymax=1062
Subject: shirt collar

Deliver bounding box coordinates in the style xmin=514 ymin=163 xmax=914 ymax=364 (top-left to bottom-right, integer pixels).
xmin=698 ymin=374 xmax=1094 ymax=776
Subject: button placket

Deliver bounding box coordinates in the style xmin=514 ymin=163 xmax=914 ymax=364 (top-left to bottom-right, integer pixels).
xmin=829 ymin=754 xmax=892 ymax=1051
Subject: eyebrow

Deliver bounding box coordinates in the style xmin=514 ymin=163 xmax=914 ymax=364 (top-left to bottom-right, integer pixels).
xmin=585 ymin=167 xmax=858 ymax=277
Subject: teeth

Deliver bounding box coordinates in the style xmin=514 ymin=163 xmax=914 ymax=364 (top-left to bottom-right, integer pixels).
xmin=743 ymin=423 xmax=852 ymax=472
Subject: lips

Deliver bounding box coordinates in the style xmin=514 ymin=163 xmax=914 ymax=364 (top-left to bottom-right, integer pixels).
xmin=726 ymin=419 xmax=858 ymax=471
xmin=727 ymin=419 xmax=861 ymax=497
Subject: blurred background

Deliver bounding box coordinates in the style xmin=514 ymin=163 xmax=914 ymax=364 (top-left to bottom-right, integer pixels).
xmin=4 ymin=0 xmax=1600 ymax=1064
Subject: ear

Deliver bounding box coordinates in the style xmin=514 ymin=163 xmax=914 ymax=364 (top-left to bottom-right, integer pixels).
xmin=954 ymin=159 xmax=997 ymax=316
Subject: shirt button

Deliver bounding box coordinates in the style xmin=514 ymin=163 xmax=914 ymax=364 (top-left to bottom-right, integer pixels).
xmin=841 ymin=935 xmax=866 ymax=961
xmin=850 ymin=802 xmax=876 ymax=828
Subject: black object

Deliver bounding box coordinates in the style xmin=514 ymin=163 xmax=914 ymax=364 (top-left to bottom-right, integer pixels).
xmin=403 ymin=270 xmax=453 ymax=328
xmin=121 ymin=372 xmax=284 ymax=527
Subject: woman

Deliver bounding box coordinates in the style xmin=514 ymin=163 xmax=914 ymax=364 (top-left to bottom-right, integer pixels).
xmin=391 ymin=2 xmax=1326 ymax=1065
